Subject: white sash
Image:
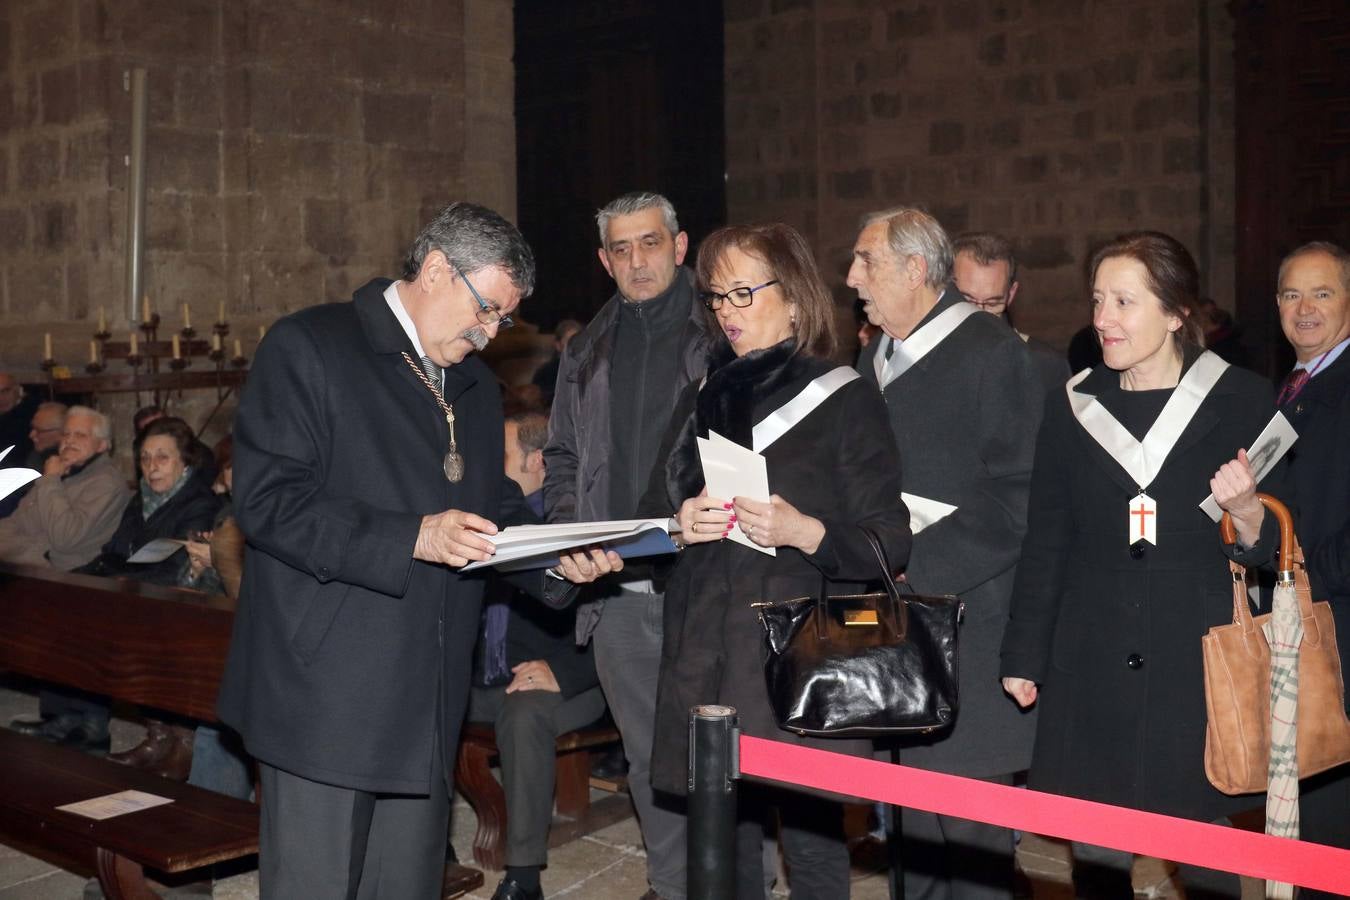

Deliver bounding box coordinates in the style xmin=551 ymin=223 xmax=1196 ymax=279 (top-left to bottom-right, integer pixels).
xmin=1066 ymin=351 xmax=1229 ymax=489
xmin=874 ymin=300 xmax=980 ymax=389
xmin=752 ymin=366 xmax=860 ymax=452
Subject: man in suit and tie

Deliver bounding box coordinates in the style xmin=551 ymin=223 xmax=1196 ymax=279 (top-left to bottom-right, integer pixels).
xmin=1274 ymin=241 xmax=1350 ymax=896
xmin=851 ymin=207 xmax=1042 ymax=900
xmin=219 ymin=202 xmax=621 ymax=900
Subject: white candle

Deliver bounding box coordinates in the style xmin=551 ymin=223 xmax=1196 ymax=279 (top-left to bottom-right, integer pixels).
xmin=89 ymin=340 xmax=98 ymax=364
xmin=233 ymin=338 xmax=243 ymax=359
xmin=143 ymin=293 xmax=152 ymax=319
xmin=258 ymin=325 xmax=266 ymax=341
xmin=97 ymin=306 xmax=107 ymax=333
xmin=43 ymin=333 xmax=52 ymax=360
xmin=171 ymin=334 xmax=181 ymax=359
xmin=218 ymin=300 xmax=226 ymax=324
xmin=182 ymin=303 xmax=191 ymax=329
xmin=211 ymin=333 xmax=221 ymax=352
xmin=130 ymin=332 xmax=139 ymax=356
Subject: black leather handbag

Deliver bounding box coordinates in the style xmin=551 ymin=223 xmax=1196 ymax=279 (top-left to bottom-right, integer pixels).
xmin=756 ymin=528 xmax=962 ymax=737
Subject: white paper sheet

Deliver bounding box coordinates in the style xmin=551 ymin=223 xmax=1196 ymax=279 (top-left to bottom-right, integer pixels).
xmin=0 ymin=445 xmax=41 ymax=502
xmin=1198 ymin=411 xmax=1299 ymax=522
xmin=461 ymin=518 xmax=677 ymax=572
xmin=126 ymin=538 xmax=187 ymax=564
xmin=698 ymin=430 xmax=774 ymax=556
xmin=57 ymin=789 xmax=174 ymax=820
xmin=902 ymin=492 xmax=959 ymax=534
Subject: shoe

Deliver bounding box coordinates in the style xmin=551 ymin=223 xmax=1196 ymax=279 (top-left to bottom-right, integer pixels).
xmin=9 ymin=715 xmax=52 ymax=736
xmin=490 ymin=876 xmax=544 ymax=900
xmin=591 ymin=744 xmax=629 ymax=781
xmin=637 ymin=891 xmax=666 ymax=900
xmin=442 ymin=862 xmax=484 ymax=898
xmin=107 ymin=722 xmax=193 ymax=780
xmin=25 ymin=714 xmax=111 ymax=752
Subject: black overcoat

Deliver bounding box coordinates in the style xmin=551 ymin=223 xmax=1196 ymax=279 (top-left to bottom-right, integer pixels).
xmin=218 ymin=279 xmax=540 ymax=794
xmin=639 ymin=342 xmax=913 ymax=796
xmin=1280 ymin=348 xmax=1350 ymax=687
xmin=857 ymin=290 xmax=1043 ymax=777
xmin=1000 ymin=353 xmax=1280 ymax=820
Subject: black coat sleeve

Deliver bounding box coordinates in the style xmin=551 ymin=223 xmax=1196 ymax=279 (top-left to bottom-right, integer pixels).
xmin=1000 ymin=393 xmax=1072 ymax=684
xmin=805 ymin=379 xmax=912 ymax=582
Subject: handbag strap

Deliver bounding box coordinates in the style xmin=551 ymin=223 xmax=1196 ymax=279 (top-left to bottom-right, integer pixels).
xmin=812 ymin=526 xmax=904 ymax=639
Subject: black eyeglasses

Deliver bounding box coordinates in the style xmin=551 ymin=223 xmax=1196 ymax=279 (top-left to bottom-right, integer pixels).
xmin=454 ymin=264 xmax=514 ymax=329
xmin=700 ymin=279 xmax=780 ymax=311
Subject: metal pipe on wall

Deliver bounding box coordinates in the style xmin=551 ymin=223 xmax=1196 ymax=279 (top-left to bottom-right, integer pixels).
xmin=124 ymin=67 xmax=148 ymax=325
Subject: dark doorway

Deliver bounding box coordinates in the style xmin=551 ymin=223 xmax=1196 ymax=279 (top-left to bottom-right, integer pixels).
xmin=1233 ymin=0 xmax=1350 ymax=377
xmin=515 ymin=1 xmax=726 ymax=327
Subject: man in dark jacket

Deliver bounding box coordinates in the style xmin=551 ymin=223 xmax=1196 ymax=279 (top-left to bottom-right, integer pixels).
xmin=472 ymin=411 xmax=606 ymax=900
xmin=852 ymin=208 xmax=1041 ymax=900
xmin=1274 ymin=241 xmax=1350 ymax=897
xmin=952 ymin=231 xmax=1069 ymax=393
xmin=542 ymin=191 xmax=712 ymax=900
xmin=219 ymin=203 xmax=620 ymax=900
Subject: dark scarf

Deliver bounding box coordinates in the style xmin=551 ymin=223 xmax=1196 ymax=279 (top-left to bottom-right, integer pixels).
xmin=665 ymin=338 xmax=821 ymax=505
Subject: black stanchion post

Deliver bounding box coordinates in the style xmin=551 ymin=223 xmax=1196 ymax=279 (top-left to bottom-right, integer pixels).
xmin=688 ymin=704 xmax=738 ymax=900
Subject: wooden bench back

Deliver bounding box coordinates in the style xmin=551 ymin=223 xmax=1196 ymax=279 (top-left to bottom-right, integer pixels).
xmin=0 ymin=563 xmax=235 ymax=722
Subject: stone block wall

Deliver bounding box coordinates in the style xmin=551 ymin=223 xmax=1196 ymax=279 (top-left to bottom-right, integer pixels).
xmin=0 ymin=0 xmax=517 ymax=373
xmin=725 ymin=0 xmax=1237 ymax=350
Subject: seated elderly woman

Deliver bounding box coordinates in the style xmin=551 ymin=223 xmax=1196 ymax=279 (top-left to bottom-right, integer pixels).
xmin=638 ymin=222 xmax=911 ymax=898
xmin=79 ymin=416 xmax=221 ymax=585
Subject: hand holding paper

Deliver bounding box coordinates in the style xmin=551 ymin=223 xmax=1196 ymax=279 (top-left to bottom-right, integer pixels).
xmin=697 ymin=431 xmax=775 ymax=556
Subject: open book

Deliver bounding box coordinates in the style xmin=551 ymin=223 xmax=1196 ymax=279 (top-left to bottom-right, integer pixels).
xmin=461 ymin=518 xmax=679 ymax=573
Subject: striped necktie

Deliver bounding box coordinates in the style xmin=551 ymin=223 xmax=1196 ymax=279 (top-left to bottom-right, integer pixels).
xmin=1276 ymin=368 xmax=1309 ymax=407
xmin=420 ymin=355 xmax=442 ymax=393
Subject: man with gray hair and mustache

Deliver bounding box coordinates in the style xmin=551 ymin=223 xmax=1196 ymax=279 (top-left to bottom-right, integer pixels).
xmin=850 ymin=207 xmax=1042 ymax=900
xmin=217 ymin=202 xmax=622 ymax=899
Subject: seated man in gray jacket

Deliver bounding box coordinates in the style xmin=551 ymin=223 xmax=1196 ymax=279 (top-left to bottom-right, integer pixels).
xmin=1 ymin=405 xmax=132 ymax=750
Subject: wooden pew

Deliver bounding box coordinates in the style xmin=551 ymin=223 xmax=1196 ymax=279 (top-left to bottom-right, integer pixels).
xmin=0 ymin=563 xmax=257 ymax=898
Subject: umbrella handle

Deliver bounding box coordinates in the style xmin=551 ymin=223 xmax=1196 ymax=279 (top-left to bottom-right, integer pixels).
xmin=1220 ymin=493 xmax=1295 ymax=576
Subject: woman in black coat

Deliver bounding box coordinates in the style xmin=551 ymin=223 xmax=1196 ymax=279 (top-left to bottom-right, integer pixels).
xmin=80 ymin=416 xmax=221 ymax=586
xmin=999 ymin=232 xmax=1277 ymax=898
xmin=638 ymin=223 xmax=911 ymax=899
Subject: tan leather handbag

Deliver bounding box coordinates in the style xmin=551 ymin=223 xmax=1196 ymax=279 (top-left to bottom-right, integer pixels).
xmin=1203 ymin=494 xmax=1350 ymax=795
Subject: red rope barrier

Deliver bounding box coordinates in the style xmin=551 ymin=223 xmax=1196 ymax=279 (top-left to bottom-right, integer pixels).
xmin=739 ymin=735 xmax=1350 ymax=895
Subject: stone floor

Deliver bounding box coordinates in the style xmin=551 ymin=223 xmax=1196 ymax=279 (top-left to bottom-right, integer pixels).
xmin=0 ymin=682 xmax=1260 ymax=899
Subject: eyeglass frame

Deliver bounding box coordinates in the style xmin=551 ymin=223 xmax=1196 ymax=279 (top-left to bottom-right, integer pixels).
xmin=700 ymin=279 xmax=781 ymax=311
xmin=962 ymin=295 xmax=1009 ymax=313
xmin=452 ymin=263 xmax=515 ymax=329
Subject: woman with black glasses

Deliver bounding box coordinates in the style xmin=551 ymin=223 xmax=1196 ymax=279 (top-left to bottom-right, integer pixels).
xmin=638 ymin=223 xmax=911 ymax=898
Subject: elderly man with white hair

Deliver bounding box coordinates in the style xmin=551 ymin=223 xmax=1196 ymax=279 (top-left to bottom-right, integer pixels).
xmin=0 ymin=405 xmax=130 ymax=570
xmin=2 ymin=405 xmax=132 ymax=751
xmin=850 ymin=207 xmax=1042 ymax=900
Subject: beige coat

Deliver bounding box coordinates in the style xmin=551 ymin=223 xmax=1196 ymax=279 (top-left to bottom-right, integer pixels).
xmin=0 ymin=455 xmax=131 ymax=570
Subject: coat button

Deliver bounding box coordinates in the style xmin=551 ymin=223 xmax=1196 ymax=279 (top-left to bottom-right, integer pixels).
xmin=1126 ymin=653 xmax=1144 ymax=669
xmin=317 ymin=566 xmax=330 ymax=580
xmin=1129 ymin=543 xmax=1145 ymax=560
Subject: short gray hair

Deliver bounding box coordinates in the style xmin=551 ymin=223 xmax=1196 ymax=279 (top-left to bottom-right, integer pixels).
xmin=1278 ymin=241 xmax=1350 ymax=292
xmin=66 ymin=405 xmax=111 ymax=444
xmin=862 ymin=206 xmax=953 ymax=289
xmin=401 ymin=202 xmax=536 ymax=297
xmin=596 ymin=191 xmax=680 ymax=246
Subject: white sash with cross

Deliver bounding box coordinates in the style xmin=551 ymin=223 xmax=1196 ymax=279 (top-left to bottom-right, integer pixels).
xmin=1066 ymin=351 xmax=1229 ymax=546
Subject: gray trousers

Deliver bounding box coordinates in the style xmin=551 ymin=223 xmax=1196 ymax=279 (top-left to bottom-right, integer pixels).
xmin=258 ymin=753 xmax=449 ymax=900
xmin=468 ymin=683 xmax=607 ymax=866
xmin=898 ymin=773 xmax=1016 ymax=900
xmin=593 ymin=589 xmax=688 ymax=900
